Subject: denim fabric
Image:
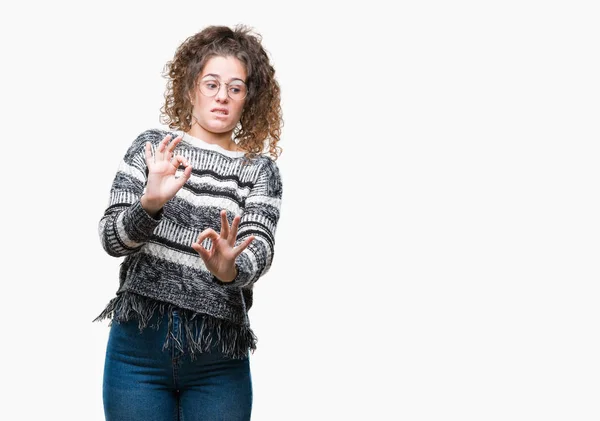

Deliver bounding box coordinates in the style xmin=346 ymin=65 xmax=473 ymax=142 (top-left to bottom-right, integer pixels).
xmin=102 ymin=310 xmax=252 ymax=421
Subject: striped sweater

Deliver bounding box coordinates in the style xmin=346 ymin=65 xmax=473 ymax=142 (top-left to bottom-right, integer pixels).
xmin=95 ymin=129 xmax=282 ymax=359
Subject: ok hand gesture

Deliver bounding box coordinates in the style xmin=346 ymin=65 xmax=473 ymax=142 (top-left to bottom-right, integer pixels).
xmin=141 ymin=134 xmax=192 ymax=216
xmin=192 ymin=210 xmax=255 ymax=283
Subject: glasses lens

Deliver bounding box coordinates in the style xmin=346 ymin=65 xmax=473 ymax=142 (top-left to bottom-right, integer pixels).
xmin=198 ymin=78 xmax=248 ymax=100
xmin=228 ymin=82 xmax=248 ymax=100
xmin=199 ymin=79 xmax=220 ymax=97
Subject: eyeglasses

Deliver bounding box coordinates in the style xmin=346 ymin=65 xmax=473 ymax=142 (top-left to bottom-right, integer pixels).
xmin=197 ymin=78 xmax=248 ymax=101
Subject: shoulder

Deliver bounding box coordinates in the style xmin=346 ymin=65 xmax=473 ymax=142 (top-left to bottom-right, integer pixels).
xmin=255 ymin=156 xmax=283 ymax=197
xmin=123 ymin=128 xmax=174 ymax=156
xmin=251 ymin=155 xmax=280 ymax=177
xmin=132 ymin=128 xmax=172 ymax=147
xmin=254 ymin=155 xmax=280 ymax=169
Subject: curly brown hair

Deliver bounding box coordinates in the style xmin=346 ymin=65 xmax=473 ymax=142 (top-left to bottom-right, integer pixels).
xmin=160 ymin=25 xmax=283 ymax=160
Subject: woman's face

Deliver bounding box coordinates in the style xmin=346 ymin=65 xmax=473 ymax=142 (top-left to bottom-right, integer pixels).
xmin=190 ymin=55 xmax=248 ymax=135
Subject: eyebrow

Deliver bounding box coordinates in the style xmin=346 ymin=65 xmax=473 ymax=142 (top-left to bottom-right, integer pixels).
xmin=201 ymin=73 xmax=246 ymax=83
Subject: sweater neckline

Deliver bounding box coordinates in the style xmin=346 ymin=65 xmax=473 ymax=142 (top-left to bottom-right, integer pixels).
xmin=175 ymin=130 xmax=246 ymax=158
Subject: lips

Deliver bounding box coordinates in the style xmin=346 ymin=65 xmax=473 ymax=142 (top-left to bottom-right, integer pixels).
xmin=211 ymin=108 xmax=229 ymax=115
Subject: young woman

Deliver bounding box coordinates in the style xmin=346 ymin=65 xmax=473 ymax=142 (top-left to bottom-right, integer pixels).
xmin=95 ymin=24 xmax=283 ymax=421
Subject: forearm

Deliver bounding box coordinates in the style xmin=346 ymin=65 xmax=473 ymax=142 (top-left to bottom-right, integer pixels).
xmin=99 ymin=199 xmax=162 ymax=257
xmin=214 ymin=159 xmax=282 ymax=288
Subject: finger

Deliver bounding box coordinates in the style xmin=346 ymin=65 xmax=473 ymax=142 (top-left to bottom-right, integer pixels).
xmin=195 ymin=229 xmax=219 ymax=245
xmin=191 ymin=241 xmax=211 ymax=261
xmin=230 ymin=215 xmax=241 ymax=233
xmin=233 ymin=236 xmax=255 ymax=258
xmin=193 ymin=228 xmax=219 ymax=260
xmin=144 ymin=142 xmax=153 ymax=166
xmin=182 ymin=165 xmax=193 ymax=181
xmin=166 ymin=135 xmax=183 ymax=153
xmin=170 ymin=154 xmax=188 ymax=169
xmin=229 ymin=215 xmax=241 ymax=245
xmin=159 ymin=135 xmax=169 ymax=151
xmin=157 ymin=135 xmax=171 ymax=160
xmin=220 ymin=210 xmax=229 ymax=240
xmin=174 ymin=160 xmax=193 ymax=188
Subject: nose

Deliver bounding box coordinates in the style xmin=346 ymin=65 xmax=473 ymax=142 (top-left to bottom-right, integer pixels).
xmin=215 ymin=83 xmax=229 ymax=102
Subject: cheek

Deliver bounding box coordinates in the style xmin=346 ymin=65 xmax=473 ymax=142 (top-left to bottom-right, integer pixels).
xmin=197 ymin=94 xmax=210 ymax=109
xmin=193 ymin=97 xmax=213 ymax=118
xmin=234 ymin=103 xmax=246 ymax=120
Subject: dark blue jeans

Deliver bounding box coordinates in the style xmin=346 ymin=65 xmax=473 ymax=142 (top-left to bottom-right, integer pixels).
xmin=103 ymin=310 xmax=252 ymax=421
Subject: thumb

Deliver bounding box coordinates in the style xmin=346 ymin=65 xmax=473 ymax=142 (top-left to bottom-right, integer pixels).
xmin=177 ymin=165 xmax=192 ymax=187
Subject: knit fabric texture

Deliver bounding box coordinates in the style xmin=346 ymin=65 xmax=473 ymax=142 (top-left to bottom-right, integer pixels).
xmin=95 ymin=129 xmax=282 ymax=359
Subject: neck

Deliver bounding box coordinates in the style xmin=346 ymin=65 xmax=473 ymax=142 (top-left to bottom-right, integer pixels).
xmin=187 ymin=123 xmax=239 ymax=152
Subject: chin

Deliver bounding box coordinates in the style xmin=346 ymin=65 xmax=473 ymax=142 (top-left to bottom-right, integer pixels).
xmin=206 ymin=124 xmax=234 ymax=134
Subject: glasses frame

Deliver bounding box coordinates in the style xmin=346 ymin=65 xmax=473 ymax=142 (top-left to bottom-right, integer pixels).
xmin=196 ymin=78 xmax=248 ymax=101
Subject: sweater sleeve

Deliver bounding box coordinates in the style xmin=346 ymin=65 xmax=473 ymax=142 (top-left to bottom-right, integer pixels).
xmin=219 ymin=157 xmax=283 ymax=288
xmin=98 ymin=130 xmax=163 ymax=257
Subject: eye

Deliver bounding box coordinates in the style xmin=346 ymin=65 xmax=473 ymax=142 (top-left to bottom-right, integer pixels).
xmin=200 ymin=79 xmax=219 ymax=89
xmin=228 ymin=83 xmax=247 ymax=97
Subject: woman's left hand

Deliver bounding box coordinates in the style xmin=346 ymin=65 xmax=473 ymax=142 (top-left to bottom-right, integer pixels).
xmin=192 ymin=210 xmax=255 ymax=283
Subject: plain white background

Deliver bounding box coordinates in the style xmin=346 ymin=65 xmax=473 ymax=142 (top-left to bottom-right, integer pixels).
xmin=1 ymin=0 xmax=599 ymax=420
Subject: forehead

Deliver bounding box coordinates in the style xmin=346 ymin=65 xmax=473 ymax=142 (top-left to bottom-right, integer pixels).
xmin=200 ymin=56 xmax=247 ymax=80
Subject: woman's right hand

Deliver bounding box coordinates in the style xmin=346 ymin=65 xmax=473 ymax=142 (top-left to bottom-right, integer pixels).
xmin=141 ymin=134 xmax=192 ymax=217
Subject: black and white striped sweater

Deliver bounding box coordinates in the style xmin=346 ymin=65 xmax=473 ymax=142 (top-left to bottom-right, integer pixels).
xmin=95 ymin=129 xmax=282 ymax=359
